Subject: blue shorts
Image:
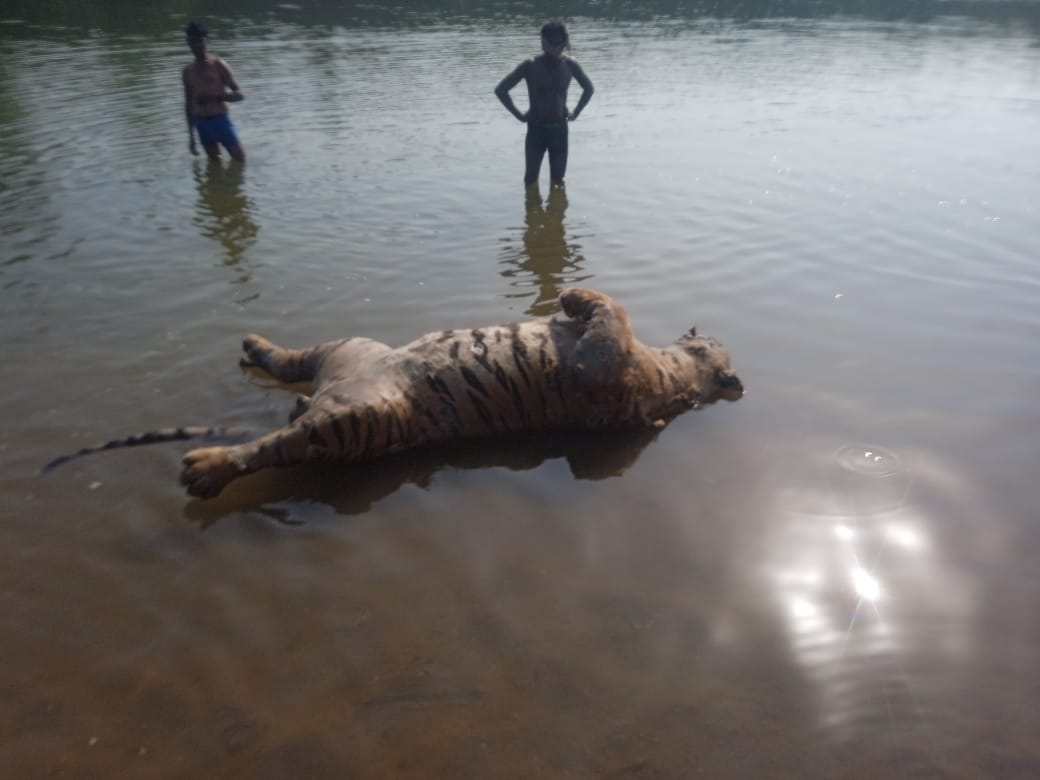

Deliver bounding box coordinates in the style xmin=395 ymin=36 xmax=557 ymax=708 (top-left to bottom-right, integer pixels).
xmin=194 ymin=114 xmax=241 ymax=149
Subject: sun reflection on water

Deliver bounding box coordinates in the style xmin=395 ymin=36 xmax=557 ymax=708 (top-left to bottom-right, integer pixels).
xmin=761 ymin=442 xmax=961 ymax=741
xmin=851 ymin=565 xmax=881 ymax=602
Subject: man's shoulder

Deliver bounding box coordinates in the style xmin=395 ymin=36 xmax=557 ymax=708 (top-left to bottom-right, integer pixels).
xmin=186 ymin=54 xmax=225 ymax=67
xmin=505 ymin=57 xmax=534 ymax=77
xmin=564 ymin=55 xmax=590 ymax=76
xmin=184 ymin=56 xmax=213 ymax=72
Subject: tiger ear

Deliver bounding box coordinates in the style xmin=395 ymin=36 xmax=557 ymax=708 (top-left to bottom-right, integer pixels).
xmin=688 ymin=326 xmax=697 ymax=337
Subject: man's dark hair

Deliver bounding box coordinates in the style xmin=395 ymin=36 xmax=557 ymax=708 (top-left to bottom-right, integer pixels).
xmin=185 ymin=21 xmax=208 ymax=38
xmin=540 ymin=20 xmax=569 ymax=47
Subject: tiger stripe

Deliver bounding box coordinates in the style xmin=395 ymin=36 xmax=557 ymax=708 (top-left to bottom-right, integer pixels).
xmin=459 ymin=365 xmax=489 ymax=398
xmin=491 ymin=361 xmax=511 ymax=395
xmin=507 ymin=375 xmax=529 ymax=427
xmin=328 ymin=413 xmax=347 ymax=455
xmin=466 ymin=390 xmax=497 ymax=432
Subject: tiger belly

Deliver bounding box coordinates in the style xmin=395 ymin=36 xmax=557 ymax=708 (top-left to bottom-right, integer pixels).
xmin=396 ymin=320 xmax=585 ymax=438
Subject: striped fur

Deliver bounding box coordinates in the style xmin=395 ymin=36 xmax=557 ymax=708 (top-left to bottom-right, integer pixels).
xmin=42 ymin=427 xmax=249 ymax=473
xmin=179 ymin=288 xmax=742 ymax=498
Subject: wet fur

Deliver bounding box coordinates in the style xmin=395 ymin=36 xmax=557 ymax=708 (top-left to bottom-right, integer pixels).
xmin=179 ymin=288 xmax=742 ymax=498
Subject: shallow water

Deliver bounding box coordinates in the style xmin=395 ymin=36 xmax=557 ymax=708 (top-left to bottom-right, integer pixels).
xmin=2 ymin=1 xmax=1039 ymax=777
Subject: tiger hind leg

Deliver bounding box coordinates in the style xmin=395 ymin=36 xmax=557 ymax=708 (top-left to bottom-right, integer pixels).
xmin=181 ymin=395 xmax=405 ymax=498
xmin=180 ymin=445 xmax=249 ymax=498
xmin=240 ymin=334 xmax=350 ymax=384
xmin=181 ymin=419 xmax=322 ymax=498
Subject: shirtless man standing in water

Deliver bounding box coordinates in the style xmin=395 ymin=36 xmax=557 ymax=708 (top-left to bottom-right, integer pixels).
xmin=495 ymin=20 xmax=594 ymax=187
xmin=182 ymin=22 xmax=246 ymax=162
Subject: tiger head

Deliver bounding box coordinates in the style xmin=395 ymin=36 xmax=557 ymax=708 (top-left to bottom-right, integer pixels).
xmin=674 ymin=327 xmax=744 ymax=402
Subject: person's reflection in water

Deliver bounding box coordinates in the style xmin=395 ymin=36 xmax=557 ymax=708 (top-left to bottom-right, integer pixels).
xmin=500 ymin=183 xmax=591 ymax=316
xmin=192 ymin=160 xmax=258 ymax=271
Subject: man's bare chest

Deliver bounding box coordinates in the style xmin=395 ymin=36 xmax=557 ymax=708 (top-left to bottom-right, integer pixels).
xmin=186 ymin=61 xmax=223 ymax=90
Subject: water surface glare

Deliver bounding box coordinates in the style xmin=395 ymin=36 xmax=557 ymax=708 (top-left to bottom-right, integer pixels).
xmin=2 ymin=4 xmax=1039 ymax=778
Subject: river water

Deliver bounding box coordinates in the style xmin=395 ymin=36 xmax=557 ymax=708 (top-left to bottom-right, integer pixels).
xmin=2 ymin=1 xmax=1039 ymax=777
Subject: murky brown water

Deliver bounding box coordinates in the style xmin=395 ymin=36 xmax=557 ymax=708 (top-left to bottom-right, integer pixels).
xmin=2 ymin=2 xmax=1039 ymax=777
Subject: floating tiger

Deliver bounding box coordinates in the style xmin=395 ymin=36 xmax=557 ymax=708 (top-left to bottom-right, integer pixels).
xmin=45 ymin=287 xmax=743 ymax=498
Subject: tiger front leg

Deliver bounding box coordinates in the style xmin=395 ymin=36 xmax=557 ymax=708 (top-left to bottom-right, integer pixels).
xmin=559 ymin=288 xmax=635 ymax=384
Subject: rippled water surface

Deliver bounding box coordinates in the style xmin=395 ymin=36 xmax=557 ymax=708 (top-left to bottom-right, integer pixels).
xmin=2 ymin=1 xmax=1039 ymax=777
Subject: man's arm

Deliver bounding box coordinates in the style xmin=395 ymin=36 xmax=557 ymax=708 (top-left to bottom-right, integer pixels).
xmin=182 ymin=67 xmax=198 ymax=155
xmin=215 ymin=58 xmax=244 ymax=103
xmin=494 ymin=60 xmax=528 ymax=122
xmin=566 ymin=59 xmax=594 ymax=121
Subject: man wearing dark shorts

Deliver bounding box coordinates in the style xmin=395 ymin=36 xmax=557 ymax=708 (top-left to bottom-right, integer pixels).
xmin=495 ymin=21 xmax=594 ymax=187
xmin=182 ymin=21 xmax=246 ymax=162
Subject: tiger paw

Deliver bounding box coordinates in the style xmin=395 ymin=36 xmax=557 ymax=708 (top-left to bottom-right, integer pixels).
xmin=240 ymin=334 xmax=277 ymax=368
xmin=180 ymin=446 xmax=246 ymax=498
xmin=560 ymin=288 xmax=602 ymax=322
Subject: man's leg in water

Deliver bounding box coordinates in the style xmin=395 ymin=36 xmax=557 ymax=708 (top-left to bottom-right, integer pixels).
xmin=218 ymin=116 xmax=246 ymax=163
xmin=524 ymin=125 xmax=549 ymax=185
xmin=547 ymin=125 xmax=569 ymax=186
xmin=195 ymin=116 xmax=223 ymax=161
xmin=198 ymin=114 xmax=246 ymax=163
